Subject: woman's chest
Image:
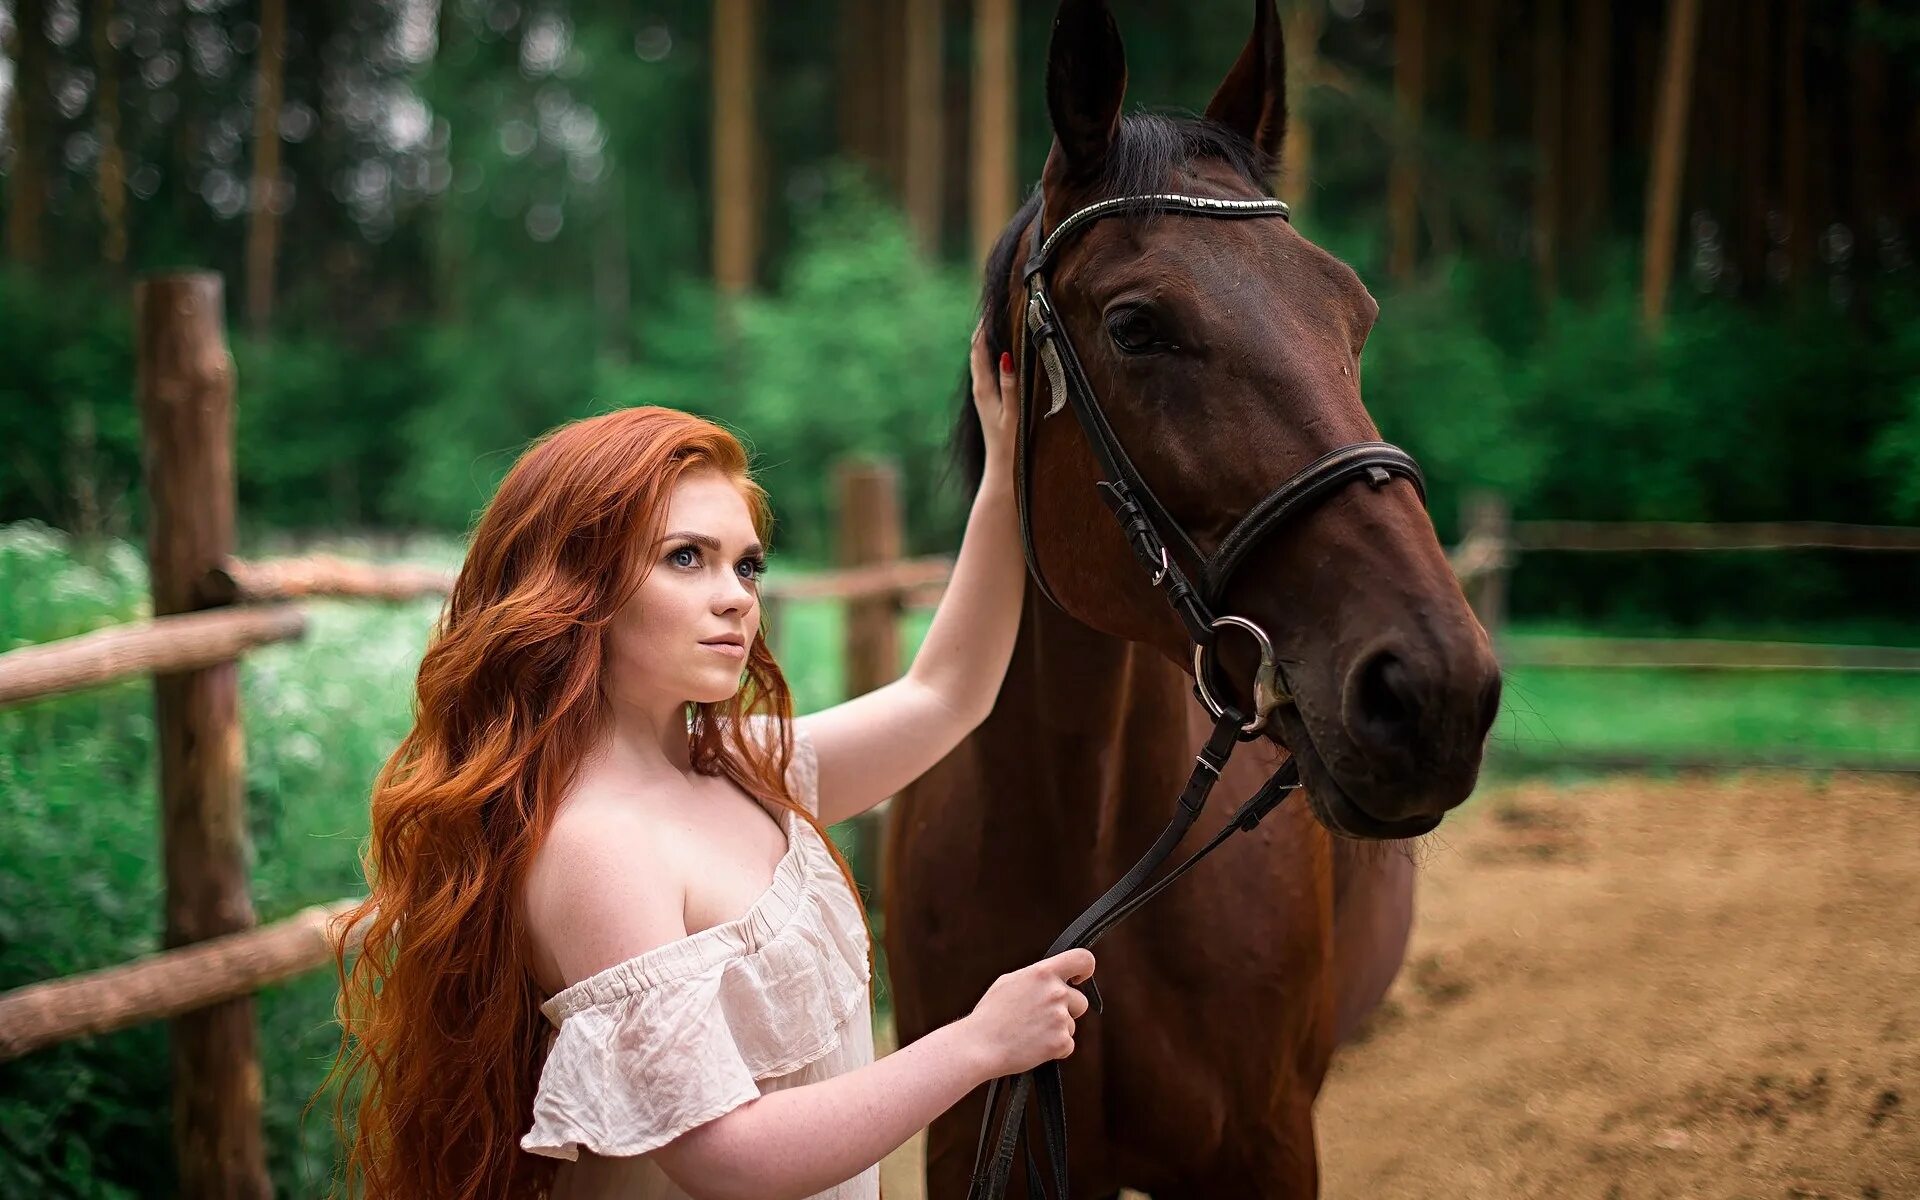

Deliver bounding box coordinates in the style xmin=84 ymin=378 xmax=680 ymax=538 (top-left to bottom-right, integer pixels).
xmin=669 ymin=779 xmax=794 ymax=935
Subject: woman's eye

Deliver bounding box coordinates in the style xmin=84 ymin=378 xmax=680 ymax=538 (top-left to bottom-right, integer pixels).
xmin=1108 ymin=308 xmax=1167 ymax=354
xmin=737 ymin=558 xmax=767 ymax=581
xmin=670 ymin=546 xmax=699 ymax=568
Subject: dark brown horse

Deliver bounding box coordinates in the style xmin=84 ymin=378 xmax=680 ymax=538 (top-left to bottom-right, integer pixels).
xmin=883 ymin=2 xmax=1501 ymax=1196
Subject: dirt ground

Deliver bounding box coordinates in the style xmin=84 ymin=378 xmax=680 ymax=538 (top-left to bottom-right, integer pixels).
xmin=882 ymin=773 xmax=1919 ymax=1199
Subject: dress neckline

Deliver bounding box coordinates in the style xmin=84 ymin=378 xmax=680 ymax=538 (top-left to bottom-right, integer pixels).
xmin=538 ymin=808 xmax=818 ymax=1024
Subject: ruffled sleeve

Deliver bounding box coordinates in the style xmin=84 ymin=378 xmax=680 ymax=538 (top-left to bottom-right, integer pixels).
xmin=519 ymin=968 xmax=763 ymax=1160
xmin=519 ymin=787 xmax=870 ymax=1163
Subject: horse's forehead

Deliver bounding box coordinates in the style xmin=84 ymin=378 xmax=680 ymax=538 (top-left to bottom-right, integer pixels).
xmin=1068 ymin=189 xmax=1365 ymax=326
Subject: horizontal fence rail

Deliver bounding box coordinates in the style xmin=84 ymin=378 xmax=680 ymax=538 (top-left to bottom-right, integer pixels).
xmin=0 ymin=605 xmax=307 ymax=710
xmin=0 ymin=897 xmax=366 ymax=1063
xmin=204 ymin=555 xmax=456 ymax=604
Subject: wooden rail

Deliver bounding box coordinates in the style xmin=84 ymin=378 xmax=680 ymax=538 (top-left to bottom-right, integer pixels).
xmin=0 ymin=606 xmax=307 ymax=709
xmin=204 ymin=555 xmax=455 ymax=604
xmin=765 ymin=555 xmax=952 ymax=604
xmin=0 ymin=898 xmax=365 ymax=1063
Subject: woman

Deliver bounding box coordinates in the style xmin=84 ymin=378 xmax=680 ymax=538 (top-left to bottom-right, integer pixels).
xmin=322 ymin=325 xmax=1094 ymax=1200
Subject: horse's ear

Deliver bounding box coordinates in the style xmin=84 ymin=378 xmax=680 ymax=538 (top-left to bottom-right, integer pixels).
xmin=1045 ymin=0 xmax=1127 ymax=182
xmin=1205 ymin=0 xmax=1287 ymax=166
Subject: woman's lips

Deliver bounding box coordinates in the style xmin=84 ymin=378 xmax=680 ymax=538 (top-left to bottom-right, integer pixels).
xmin=700 ymin=640 xmax=747 ymax=658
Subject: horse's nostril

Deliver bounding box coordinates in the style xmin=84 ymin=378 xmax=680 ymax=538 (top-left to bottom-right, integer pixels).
xmin=1354 ymin=650 xmax=1418 ymax=746
xmin=1476 ymin=673 xmax=1503 ymax=740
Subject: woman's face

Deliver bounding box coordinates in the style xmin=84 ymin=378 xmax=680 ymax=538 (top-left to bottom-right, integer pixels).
xmin=606 ymin=468 xmax=766 ymax=712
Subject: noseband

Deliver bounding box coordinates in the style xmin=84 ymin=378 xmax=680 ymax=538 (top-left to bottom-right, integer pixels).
xmin=968 ymin=190 xmax=1429 ymax=1200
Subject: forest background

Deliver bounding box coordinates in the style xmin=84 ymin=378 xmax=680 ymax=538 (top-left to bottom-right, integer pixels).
xmin=4 ymin=0 xmax=1920 ymax=1194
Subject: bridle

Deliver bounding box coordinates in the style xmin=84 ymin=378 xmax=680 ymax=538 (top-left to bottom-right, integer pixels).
xmin=967 ymin=188 xmax=1429 ymax=1200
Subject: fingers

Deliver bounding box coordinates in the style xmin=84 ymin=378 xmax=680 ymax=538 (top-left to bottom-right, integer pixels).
xmin=971 ymin=320 xmax=999 ymax=412
xmin=1047 ymin=947 xmax=1096 ymax=985
xmin=1064 ymin=985 xmax=1091 ymax=1020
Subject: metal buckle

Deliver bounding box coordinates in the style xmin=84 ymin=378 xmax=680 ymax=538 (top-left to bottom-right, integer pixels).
xmin=1150 ymin=545 xmax=1170 ymax=587
xmin=1192 ymin=614 xmax=1289 ymax=738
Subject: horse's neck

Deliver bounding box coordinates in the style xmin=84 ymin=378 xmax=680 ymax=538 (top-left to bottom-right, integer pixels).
xmin=987 ymin=582 xmax=1195 ymax=835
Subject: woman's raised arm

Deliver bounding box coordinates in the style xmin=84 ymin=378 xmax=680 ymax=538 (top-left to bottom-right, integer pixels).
xmin=796 ymin=324 xmax=1023 ymax=826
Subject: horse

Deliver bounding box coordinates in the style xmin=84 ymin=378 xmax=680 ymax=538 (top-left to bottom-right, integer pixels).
xmin=881 ymin=2 xmax=1502 ymax=1196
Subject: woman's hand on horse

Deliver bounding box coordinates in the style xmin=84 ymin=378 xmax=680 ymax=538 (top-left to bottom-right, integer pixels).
xmin=970 ymin=320 xmax=1018 ymax=484
xmin=960 ymin=948 xmax=1096 ymax=1079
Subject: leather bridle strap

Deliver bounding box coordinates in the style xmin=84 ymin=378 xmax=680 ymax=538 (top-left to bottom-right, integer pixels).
xmin=1203 ymin=441 xmax=1426 ymax=602
xmin=966 ymin=710 xmax=1303 ymax=1200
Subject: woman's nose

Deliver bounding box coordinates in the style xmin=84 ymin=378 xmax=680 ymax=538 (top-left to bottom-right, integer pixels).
xmin=713 ymin=575 xmax=754 ymax=613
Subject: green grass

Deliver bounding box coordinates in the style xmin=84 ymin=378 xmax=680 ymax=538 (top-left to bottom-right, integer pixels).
xmin=1492 ymin=666 xmax=1920 ymax=763
xmin=3 ymin=520 xmax=1919 ymax=1194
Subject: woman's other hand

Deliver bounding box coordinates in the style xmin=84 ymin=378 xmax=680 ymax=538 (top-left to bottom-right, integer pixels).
xmin=971 ymin=321 xmax=1018 ymax=487
xmin=960 ymin=948 xmax=1095 ymax=1079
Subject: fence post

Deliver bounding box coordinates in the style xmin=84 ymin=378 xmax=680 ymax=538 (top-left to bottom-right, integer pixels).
xmin=1462 ymin=491 xmax=1511 ymax=645
xmin=834 ymin=459 xmax=902 ymax=880
xmin=135 ymin=273 xmax=270 ymax=1199
xmin=836 ymin=459 xmax=903 ymax=698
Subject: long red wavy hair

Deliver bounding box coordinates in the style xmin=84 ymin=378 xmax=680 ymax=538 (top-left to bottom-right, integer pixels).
xmin=315 ymin=406 xmax=862 ymax=1198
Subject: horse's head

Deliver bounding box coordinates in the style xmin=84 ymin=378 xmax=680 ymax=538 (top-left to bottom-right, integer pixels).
xmin=963 ymin=0 xmax=1501 ymax=840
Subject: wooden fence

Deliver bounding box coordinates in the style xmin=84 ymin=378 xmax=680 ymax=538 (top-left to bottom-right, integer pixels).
xmin=0 ymin=275 xmax=943 ymax=1196
xmin=3 ymin=278 xmax=1915 ymax=1192
xmin=1458 ymin=493 xmax=1920 ymax=772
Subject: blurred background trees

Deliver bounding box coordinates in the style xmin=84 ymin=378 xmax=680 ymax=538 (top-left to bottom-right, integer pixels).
xmin=2 ymin=0 xmax=1918 ymax=614
xmin=6 ymin=6 xmax=1920 ymax=1194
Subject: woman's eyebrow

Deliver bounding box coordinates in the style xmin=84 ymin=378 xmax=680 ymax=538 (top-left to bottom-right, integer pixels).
xmin=662 ymin=531 xmax=765 ymax=558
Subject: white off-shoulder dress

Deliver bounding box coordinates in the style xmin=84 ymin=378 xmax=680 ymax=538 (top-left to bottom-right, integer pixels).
xmin=520 ymin=723 xmax=879 ymax=1200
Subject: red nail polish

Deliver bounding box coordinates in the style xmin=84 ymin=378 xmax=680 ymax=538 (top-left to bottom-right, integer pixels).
xmin=1000 ymin=351 xmax=1013 ymax=373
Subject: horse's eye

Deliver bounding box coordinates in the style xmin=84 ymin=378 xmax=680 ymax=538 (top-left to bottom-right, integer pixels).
xmin=1107 ymin=307 xmax=1167 ymax=354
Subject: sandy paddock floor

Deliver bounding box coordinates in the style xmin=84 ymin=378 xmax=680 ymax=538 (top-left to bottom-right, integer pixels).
xmin=882 ymin=773 xmax=1919 ymax=1199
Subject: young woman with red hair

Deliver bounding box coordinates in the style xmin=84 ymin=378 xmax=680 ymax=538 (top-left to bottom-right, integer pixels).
xmin=321 ymin=327 xmax=1092 ymax=1200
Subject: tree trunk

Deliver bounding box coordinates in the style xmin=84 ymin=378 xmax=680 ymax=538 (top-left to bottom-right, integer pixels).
xmin=1567 ymin=0 xmax=1611 ymax=273
xmin=4 ymin=0 xmax=50 ymax=267
xmin=1531 ymin=0 xmax=1564 ymax=295
xmin=92 ymin=0 xmax=128 ymax=267
xmin=1389 ymin=0 xmax=1426 ymax=280
xmin=712 ymin=0 xmax=760 ymax=294
xmin=1780 ymin=0 xmax=1812 ymax=287
xmin=245 ymin=0 xmax=288 ymax=334
xmin=1465 ymin=0 xmax=1495 ymax=146
xmin=903 ymin=0 xmax=944 ymax=253
xmin=970 ymin=0 xmax=1018 ymax=263
xmin=838 ymin=0 xmax=883 ymax=176
xmin=1279 ymin=0 xmax=1323 ymax=212
xmin=1737 ymin=0 xmax=1775 ymax=293
xmin=1643 ymin=0 xmax=1704 ymax=329
xmin=1849 ymin=0 xmax=1888 ymax=271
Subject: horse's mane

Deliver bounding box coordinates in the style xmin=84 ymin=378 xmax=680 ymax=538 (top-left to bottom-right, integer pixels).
xmin=948 ymin=112 xmax=1275 ymax=493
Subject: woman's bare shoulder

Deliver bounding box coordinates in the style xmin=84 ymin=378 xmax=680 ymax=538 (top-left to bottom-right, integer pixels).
xmin=522 ymin=784 xmax=689 ymax=995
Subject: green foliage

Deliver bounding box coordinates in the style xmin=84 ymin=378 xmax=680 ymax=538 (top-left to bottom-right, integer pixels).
xmin=0 ymin=525 xmax=439 ymax=1197
xmin=686 ymin=177 xmax=978 ymax=557
xmin=0 ymin=273 xmax=142 ymax=538
xmin=1357 ymin=255 xmax=1920 ymax=626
